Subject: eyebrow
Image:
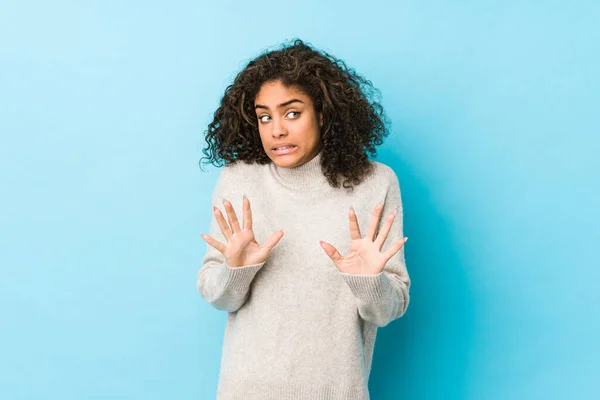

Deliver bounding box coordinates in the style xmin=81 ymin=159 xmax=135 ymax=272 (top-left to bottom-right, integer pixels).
xmin=254 ymin=99 xmax=304 ymax=110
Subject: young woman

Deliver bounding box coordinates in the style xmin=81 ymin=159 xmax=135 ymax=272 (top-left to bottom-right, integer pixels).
xmin=197 ymin=38 xmax=410 ymax=400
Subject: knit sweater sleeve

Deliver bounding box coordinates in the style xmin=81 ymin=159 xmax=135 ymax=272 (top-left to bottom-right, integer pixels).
xmin=340 ymin=167 xmax=411 ymax=327
xmin=197 ymin=166 xmax=265 ymax=312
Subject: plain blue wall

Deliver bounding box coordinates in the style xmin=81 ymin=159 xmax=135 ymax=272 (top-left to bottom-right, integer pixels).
xmin=1 ymin=1 xmax=598 ymax=399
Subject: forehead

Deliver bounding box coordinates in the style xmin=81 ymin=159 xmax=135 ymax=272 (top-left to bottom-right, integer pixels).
xmin=254 ymin=81 xmax=309 ymax=104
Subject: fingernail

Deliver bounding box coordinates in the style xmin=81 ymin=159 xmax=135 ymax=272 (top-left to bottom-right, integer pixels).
xmin=349 ymin=205 xmax=354 ymax=213
xmin=404 ymin=237 xmax=408 ymax=242
xmin=243 ymin=194 xmax=247 ymax=200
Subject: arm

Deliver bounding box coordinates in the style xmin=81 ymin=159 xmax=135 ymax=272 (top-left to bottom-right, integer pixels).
xmin=197 ymin=227 xmax=265 ymax=312
xmin=340 ymin=168 xmax=411 ymax=327
xmin=196 ymin=167 xmax=265 ymax=312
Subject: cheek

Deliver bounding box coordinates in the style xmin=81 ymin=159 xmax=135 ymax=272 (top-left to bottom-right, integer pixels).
xmin=258 ymin=128 xmax=269 ymax=145
xmin=294 ymin=118 xmax=319 ymax=137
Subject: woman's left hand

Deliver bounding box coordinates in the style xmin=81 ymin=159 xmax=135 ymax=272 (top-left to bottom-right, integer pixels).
xmin=319 ymin=203 xmax=408 ymax=275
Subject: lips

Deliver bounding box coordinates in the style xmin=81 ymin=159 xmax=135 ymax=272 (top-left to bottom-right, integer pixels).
xmin=272 ymin=143 xmax=296 ymax=150
xmin=272 ymin=145 xmax=298 ymax=156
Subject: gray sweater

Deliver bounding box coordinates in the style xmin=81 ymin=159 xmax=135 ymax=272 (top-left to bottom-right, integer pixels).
xmin=197 ymin=149 xmax=411 ymax=399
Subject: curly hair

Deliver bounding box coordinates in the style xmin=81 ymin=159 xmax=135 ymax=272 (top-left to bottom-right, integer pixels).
xmin=199 ymin=38 xmax=391 ymax=192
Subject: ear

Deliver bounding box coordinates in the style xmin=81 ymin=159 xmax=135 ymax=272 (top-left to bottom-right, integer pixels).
xmin=319 ymin=112 xmax=323 ymax=127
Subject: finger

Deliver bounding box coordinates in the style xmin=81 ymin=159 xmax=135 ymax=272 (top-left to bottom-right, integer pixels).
xmin=374 ymin=209 xmax=396 ymax=250
xmin=382 ymin=237 xmax=408 ymax=261
xmin=260 ymin=229 xmax=285 ymax=252
xmin=348 ymin=206 xmax=361 ymax=240
xmin=223 ymin=199 xmax=241 ymax=233
xmin=214 ymin=206 xmax=232 ymax=240
xmin=200 ymin=233 xmax=227 ymax=254
xmin=365 ymin=203 xmax=384 ymax=241
xmin=319 ymin=240 xmax=343 ymax=261
xmin=243 ymin=195 xmax=253 ymax=231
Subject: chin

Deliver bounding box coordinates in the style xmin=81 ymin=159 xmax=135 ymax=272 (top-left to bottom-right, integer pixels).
xmin=271 ymin=154 xmax=301 ymax=168
xmin=272 ymin=158 xmax=294 ymax=167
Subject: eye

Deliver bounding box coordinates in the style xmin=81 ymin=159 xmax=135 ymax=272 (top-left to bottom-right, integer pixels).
xmin=258 ymin=111 xmax=301 ymax=124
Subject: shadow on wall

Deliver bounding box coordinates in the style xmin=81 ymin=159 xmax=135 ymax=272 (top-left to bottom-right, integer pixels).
xmin=368 ymin=146 xmax=477 ymax=400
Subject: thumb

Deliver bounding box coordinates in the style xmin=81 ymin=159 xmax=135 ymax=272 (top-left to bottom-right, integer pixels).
xmin=261 ymin=229 xmax=285 ymax=252
xmin=319 ymin=240 xmax=342 ymax=261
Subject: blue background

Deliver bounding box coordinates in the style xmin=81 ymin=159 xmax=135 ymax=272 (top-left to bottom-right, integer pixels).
xmin=1 ymin=1 xmax=598 ymax=399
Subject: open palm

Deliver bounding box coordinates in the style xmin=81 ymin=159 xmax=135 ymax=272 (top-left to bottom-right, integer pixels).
xmin=319 ymin=203 xmax=407 ymax=275
xmin=200 ymin=197 xmax=284 ymax=268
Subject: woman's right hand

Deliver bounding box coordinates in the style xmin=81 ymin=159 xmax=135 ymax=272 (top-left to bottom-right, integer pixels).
xmin=200 ymin=196 xmax=284 ymax=268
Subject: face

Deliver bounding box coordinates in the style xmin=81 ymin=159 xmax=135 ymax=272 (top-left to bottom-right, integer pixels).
xmin=254 ymin=80 xmax=323 ymax=168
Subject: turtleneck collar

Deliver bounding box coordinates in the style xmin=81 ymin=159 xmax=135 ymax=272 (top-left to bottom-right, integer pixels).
xmin=268 ymin=148 xmax=329 ymax=191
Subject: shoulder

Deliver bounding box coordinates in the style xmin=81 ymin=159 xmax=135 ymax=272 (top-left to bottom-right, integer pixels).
xmin=213 ymin=160 xmax=263 ymax=195
xmin=219 ymin=159 xmax=262 ymax=179
xmin=366 ymin=160 xmax=403 ymax=208
xmin=365 ymin=159 xmax=400 ymax=189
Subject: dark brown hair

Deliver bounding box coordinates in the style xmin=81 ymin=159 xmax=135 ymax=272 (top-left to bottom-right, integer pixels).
xmin=199 ymin=38 xmax=391 ymax=191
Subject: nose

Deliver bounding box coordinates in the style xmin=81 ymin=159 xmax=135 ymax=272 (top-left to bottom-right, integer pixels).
xmin=271 ymin=116 xmax=287 ymax=138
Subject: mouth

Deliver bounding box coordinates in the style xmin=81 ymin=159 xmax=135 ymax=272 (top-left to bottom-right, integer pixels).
xmin=272 ymin=145 xmax=298 ymax=155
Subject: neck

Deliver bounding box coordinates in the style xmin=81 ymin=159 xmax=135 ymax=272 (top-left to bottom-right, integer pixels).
xmin=269 ymin=148 xmax=327 ymax=191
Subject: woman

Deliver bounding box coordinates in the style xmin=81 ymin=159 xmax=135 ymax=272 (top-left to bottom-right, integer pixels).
xmin=197 ymin=38 xmax=410 ymax=400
